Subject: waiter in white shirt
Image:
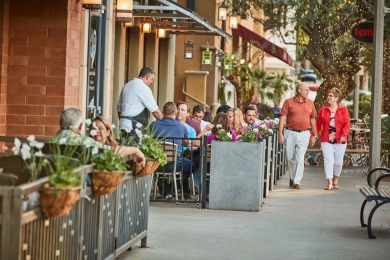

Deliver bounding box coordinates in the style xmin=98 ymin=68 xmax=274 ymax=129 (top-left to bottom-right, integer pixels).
xmin=117 ymin=67 xmax=162 ymax=133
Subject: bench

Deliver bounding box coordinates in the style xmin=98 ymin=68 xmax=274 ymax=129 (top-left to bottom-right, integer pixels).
xmin=306 ymin=148 xmax=369 ymax=166
xmin=306 ymin=148 xmax=369 ymax=154
xmin=359 ymin=167 xmax=390 ymax=239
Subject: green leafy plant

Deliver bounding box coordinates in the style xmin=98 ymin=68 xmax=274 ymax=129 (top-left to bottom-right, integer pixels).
xmin=120 ymin=125 xmax=167 ymax=166
xmin=46 ymin=139 xmax=82 ymax=187
xmin=91 ymin=147 xmax=128 ymax=172
xmin=216 ymin=126 xmax=233 ymax=142
xmin=239 ymin=124 xmax=261 ymax=143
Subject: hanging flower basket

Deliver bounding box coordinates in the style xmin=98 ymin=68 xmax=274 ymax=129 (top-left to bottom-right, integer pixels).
xmin=133 ymin=158 xmax=160 ymax=177
xmin=40 ymin=184 xmax=81 ymax=218
xmin=91 ymin=171 xmax=125 ymax=196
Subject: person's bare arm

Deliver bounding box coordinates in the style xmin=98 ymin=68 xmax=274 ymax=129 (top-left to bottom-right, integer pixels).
xmin=115 ymin=146 xmax=146 ymax=167
xmin=278 ymin=115 xmax=286 ymax=144
xmin=152 ymin=109 xmax=163 ymax=120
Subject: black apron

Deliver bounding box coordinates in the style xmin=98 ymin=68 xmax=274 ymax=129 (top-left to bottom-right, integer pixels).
xmin=120 ymin=107 xmax=149 ymax=130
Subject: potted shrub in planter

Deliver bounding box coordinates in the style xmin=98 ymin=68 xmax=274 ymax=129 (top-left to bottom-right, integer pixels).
xmin=90 ymin=147 xmax=128 ymax=195
xmin=40 ymin=143 xmax=83 ymax=218
xmin=120 ymin=125 xmax=167 ymax=177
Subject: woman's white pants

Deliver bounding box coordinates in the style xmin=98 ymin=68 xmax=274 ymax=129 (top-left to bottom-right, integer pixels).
xmin=321 ymin=142 xmax=347 ymax=179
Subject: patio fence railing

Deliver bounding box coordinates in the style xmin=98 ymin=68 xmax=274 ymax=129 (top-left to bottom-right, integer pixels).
xmin=0 ymin=162 xmax=151 ymax=260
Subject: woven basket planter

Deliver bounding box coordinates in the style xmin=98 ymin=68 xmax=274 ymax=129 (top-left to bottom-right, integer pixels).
xmin=40 ymin=184 xmax=81 ymax=218
xmin=133 ymin=158 xmax=160 ymax=177
xmin=91 ymin=171 xmax=125 ymax=196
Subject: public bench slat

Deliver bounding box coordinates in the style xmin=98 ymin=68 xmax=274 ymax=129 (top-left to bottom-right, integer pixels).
xmin=359 ymin=167 xmax=390 ymax=239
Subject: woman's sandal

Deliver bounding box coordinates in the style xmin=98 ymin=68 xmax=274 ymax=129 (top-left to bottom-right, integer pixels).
xmin=333 ymin=184 xmax=339 ymax=189
xmin=324 ymin=184 xmax=333 ymax=190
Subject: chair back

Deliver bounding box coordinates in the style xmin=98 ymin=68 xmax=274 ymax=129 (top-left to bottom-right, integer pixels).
xmin=207 ymin=144 xmax=212 ymax=163
xmin=162 ymin=142 xmax=178 ymax=163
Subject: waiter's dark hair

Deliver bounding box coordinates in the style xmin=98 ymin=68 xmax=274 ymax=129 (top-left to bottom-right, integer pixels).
xmin=139 ymin=67 xmax=154 ymax=78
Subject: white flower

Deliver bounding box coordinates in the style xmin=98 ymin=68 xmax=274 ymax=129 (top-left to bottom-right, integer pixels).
xmin=242 ymin=123 xmax=248 ymax=127
xmin=59 ymin=137 xmax=67 ymax=145
xmin=274 ymin=118 xmax=280 ymax=124
xmin=85 ymin=118 xmax=92 ymax=126
xmin=269 ymin=129 xmax=273 ymax=133
xmin=26 ymin=135 xmax=35 ymax=143
xmin=84 ymin=138 xmax=95 ymax=148
xmin=110 ymin=123 xmax=116 ymax=129
xmin=216 ymin=124 xmax=222 ymax=129
xmin=135 ymin=128 xmax=143 ymax=139
xmin=29 ymin=140 xmax=37 ymax=148
xmin=91 ymin=146 xmax=99 ymax=155
xmin=253 ymin=128 xmax=259 ymax=133
xmin=227 ymin=133 xmax=232 ymax=138
xmin=35 ymin=150 xmax=43 ymax=157
xmin=21 ymin=143 xmax=31 ymax=160
xmin=90 ymin=129 xmax=98 ymax=137
xmin=136 ymin=123 xmax=143 ymax=129
xmin=12 ymin=138 xmax=21 ymax=155
xmin=35 ymin=142 xmax=44 ymax=150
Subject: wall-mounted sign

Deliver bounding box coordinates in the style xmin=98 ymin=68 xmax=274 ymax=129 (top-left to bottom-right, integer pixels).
xmin=351 ymin=21 xmax=374 ymax=44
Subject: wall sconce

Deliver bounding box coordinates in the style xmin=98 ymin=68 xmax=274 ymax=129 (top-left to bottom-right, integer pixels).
xmin=218 ymin=2 xmax=227 ymax=21
xmin=202 ymin=47 xmax=212 ymax=65
xmin=223 ymin=55 xmax=232 ymax=70
xmin=184 ymin=41 xmax=195 ymax=59
xmin=214 ymin=51 xmax=222 ymax=68
xmin=229 ymin=13 xmax=238 ymax=29
xmin=82 ymin=0 xmax=103 ymax=9
xmin=142 ymin=22 xmax=152 ymax=33
xmin=116 ymin=0 xmax=133 ymax=22
xmin=157 ymin=28 xmax=166 ymax=38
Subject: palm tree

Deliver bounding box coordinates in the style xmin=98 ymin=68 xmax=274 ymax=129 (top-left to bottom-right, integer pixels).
xmin=250 ymin=67 xmax=276 ymax=105
xmin=266 ymin=73 xmax=293 ymax=107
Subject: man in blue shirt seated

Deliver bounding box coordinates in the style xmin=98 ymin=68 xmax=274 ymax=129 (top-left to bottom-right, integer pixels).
xmin=149 ymin=101 xmax=194 ymax=200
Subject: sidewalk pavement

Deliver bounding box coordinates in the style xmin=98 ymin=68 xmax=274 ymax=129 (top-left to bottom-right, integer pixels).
xmin=120 ymin=166 xmax=390 ymax=260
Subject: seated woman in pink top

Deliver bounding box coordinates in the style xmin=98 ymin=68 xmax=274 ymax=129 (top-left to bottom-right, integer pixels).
xmin=90 ymin=116 xmax=145 ymax=166
xmin=227 ymin=108 xmax=244 ymax=136
xmin=207 ymin=112 xmax=237 ymax=144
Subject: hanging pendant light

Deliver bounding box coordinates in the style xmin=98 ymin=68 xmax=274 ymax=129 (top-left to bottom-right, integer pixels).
xmin=202 ymin=47 xmax=212 ymax=65
xmin=229 ymin=13 xmax=239 ymax=29
xmin=218 ymin=2 xmax=228 ymax=21
xmin=184 ymin=41 xmax=195 ymax=59
xmin=142 ymin=22 xmax=152 ymax=33
xmin=116 ymin=0 xmax=133 ymax=22
xmin=157 ymin=28 xmax=166 ymax=38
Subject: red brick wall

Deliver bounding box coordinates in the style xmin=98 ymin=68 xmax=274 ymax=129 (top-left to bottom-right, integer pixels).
xmin=0 ymin=0 xmax=10 ymax=137
xmin=6 ymin=0 xmax=82 ymax=138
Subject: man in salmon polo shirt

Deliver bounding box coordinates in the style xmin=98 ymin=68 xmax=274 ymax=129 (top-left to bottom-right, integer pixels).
xmin=278 ymin=82 xmax=317 ymax=189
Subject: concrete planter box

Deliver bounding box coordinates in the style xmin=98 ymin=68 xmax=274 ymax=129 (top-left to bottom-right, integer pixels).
xmin=209 ymin=141 xmax=265 ymax=212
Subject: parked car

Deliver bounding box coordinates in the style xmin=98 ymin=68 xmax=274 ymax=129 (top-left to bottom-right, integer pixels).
xmin=300 ymin=69 xmax=317 ymax=83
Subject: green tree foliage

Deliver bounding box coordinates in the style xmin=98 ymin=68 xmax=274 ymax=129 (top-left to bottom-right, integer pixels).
xmin=223 ymin=0 xmax=390 ymax=109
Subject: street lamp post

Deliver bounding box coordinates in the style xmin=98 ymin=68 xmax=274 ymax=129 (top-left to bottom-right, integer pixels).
xmin=369 ymin=0 xmax=386 ymax=170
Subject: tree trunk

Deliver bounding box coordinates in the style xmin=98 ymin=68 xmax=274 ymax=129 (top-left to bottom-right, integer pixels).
xmin=228 ymin=74 xmax=243 ymax=109
xmin=305 ymin=42 xmax=360 ymax=110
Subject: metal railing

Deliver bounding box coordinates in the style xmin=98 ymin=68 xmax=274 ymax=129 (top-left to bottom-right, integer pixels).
xmin=0 ymin=161 xmax=151 ymax=260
